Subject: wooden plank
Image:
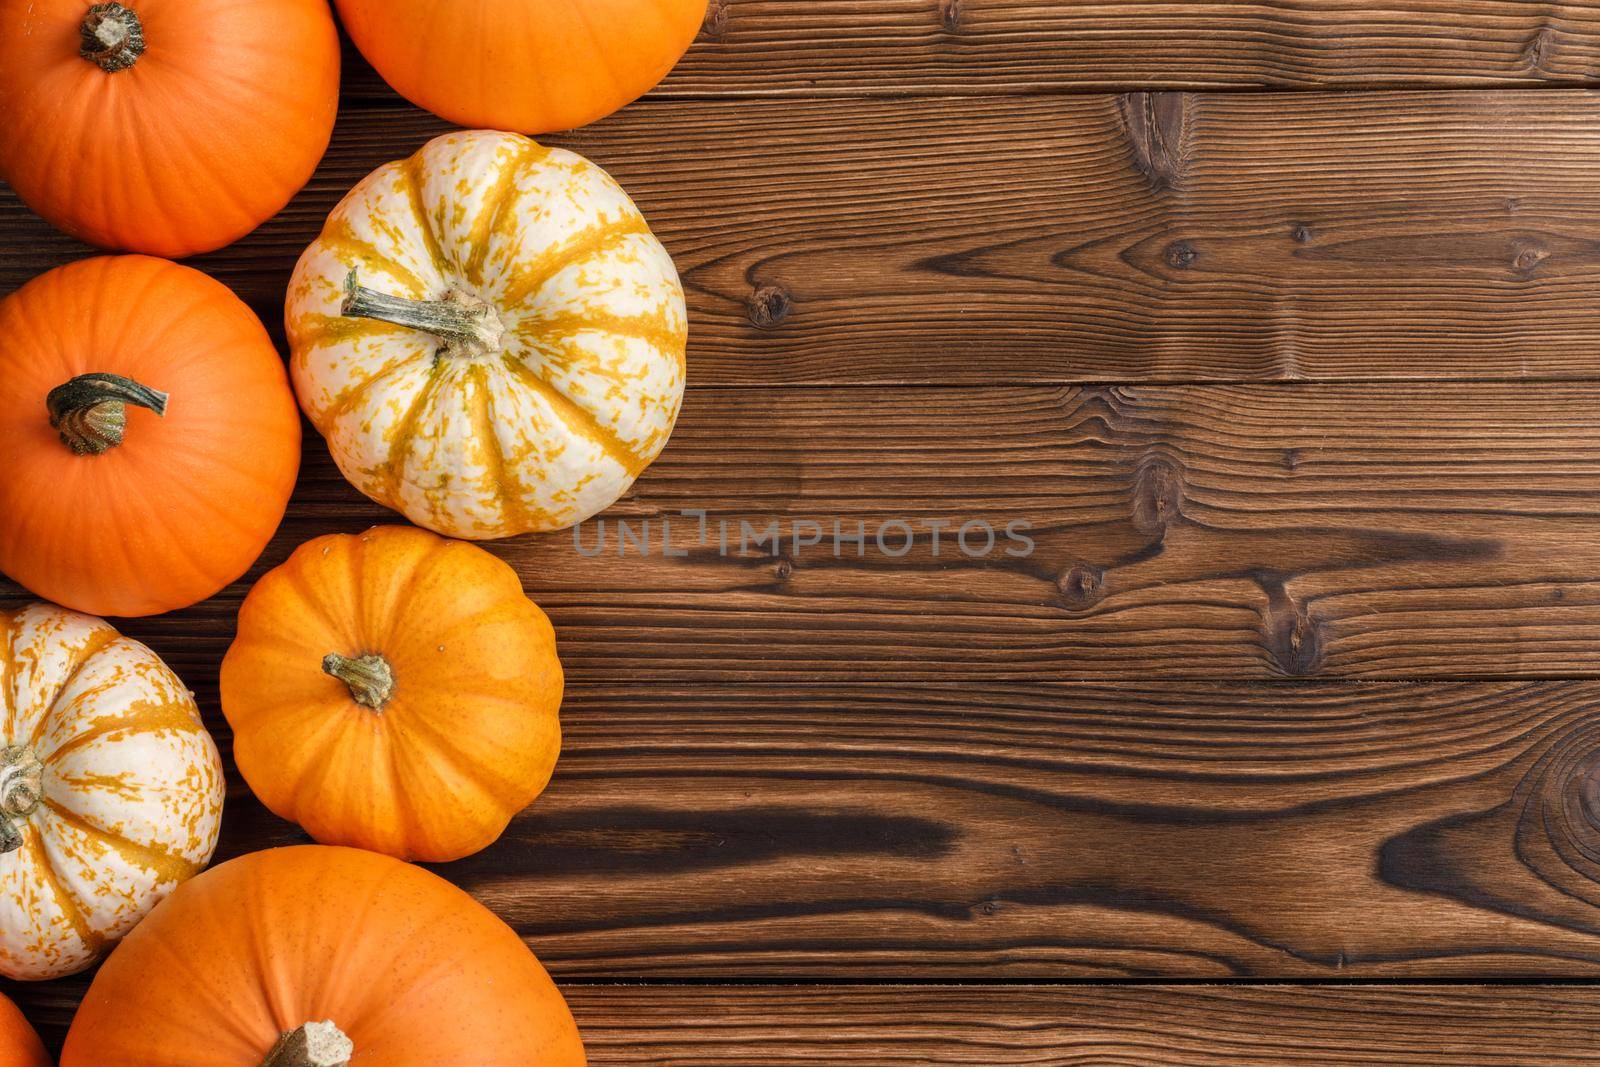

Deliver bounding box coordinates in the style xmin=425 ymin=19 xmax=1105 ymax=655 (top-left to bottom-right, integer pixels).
xmin=436 ymin=679 xmax=1600 ymax=979
xmin=14 ymin=382 xmax=1600 ymax=681
xmin=15 ymin=679 xmax=1600 ymax=981
xmin=11 ymin=982 xmax=1600 ymax=1063
xmin=334 ymin=3 xmax=1600 ymax=99
xmin=12 ymin=92 xmax=1600 ymax=383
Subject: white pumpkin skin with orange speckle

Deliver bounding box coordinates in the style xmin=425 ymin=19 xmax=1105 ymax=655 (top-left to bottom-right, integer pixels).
xmin=0 ymin=603 xmax=224 ymax=981
xmin=286 ymin=129 xmax=688 ymax=539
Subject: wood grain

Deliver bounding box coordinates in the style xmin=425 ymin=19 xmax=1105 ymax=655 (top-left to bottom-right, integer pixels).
xmin=333 ymin=2 xmax=1600 ymax=99
xmin=18 ymin=382 xmax=1600 ymax=681
xmin=27 ymin=677 xmax=1600 ymax=1007
xmin=12 ymin=982 xmax=1600 ymax=1063
xmin=434 ymin=679 xmax=1600 ymax=979
xmin=15 ymin=92 xmax=1600 ymax=383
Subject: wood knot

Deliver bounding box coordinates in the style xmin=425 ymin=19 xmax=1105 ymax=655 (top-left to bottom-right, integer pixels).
xmin=774 ymin=558 xmax=794 ymax=581
xmin=1118 ymin=92 xmax=1192 ymax=193
xmin=1131 ymin=456 xmax=1184 ymax=537
xmin=1522 ymin=26 xmax=1557 ymax=73
xmin=1512 ymin=239 xmax=1549 ymax=275
xmin=748 ymin=283 xmax=792 ymax=329
xmin=938 ymin=0 xmax=962 ymax=32
xmin=703 ymin=0 xmax=729 ymax=37
xmin=1056 ymin=564 xmax=1104 ymax=608
xmin=1291 ymin=223 xmax=1313 ymax=244
xmin=1165 ymin=240 xmax=1198 ymax=269
xmin=1259 ymin=583 xmax=1323 ymax=677
xmin=1281 ymin=447 xmax=1301 ymax=471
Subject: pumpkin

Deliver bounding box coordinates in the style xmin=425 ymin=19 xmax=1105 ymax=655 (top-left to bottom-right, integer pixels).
xmin=220 ymin=525 xmax=564 ymax=862
xmin=0 ymin=602 xmax=225 ymax=982
xmin=0 ymin=256 xmax=301 ymax=617
xmin=335 ymin=0 xmax=705 ymax=134
xmin=61 ymin=845 xmax=587 ymax=1066
xmin=0 ymin=0 xmax=340 ymax=257
xmin=0 ymin=993 xmax=50 ymax=1067
xmin=286 ymin=129 xmax=686 ymax=539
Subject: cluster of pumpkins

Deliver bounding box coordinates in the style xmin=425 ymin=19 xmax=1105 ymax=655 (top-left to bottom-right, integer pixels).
xmin=0 ymin=0 xmax=706 ymax=1062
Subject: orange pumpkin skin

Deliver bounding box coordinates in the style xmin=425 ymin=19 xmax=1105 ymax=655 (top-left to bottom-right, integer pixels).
xmin=0 ymin=256 xmax=301 ymax=617
xmin=0 ymin=0 xmax=339 ymax=257
xmin=335 ymin=0 xmax=706 ymax=133
xmin=221 ymin=526 xmax=564 ymax=862
xmin=0 ymin=994 xmax=50 ymax=1067
xmin=61 ymin=845 xmax=587 ymax=1066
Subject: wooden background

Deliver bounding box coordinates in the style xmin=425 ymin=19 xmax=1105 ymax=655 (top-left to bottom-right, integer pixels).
xmin=11 ymin=0 xmax=1600 ymax=1060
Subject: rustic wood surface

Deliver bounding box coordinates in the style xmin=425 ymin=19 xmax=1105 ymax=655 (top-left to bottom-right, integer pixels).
xmin=18 ymin=382 xmax=1600 ymax=683
xmin=15 ymin=982 xmax=1600 ymax=1064
xmin=340 ymin=3 xmax=1600 ymax=97
xmin=8 ymin=1 xmax=1600 ymax=1061
xmin=17 ymin=91 xmax=1600 ymax=383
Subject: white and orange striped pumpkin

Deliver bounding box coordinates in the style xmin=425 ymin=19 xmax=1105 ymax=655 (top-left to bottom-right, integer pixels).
xmin=0 ymin=603 xmax=224 ymax=981
xmin=286 ymin=129 xmax=687 ymax=539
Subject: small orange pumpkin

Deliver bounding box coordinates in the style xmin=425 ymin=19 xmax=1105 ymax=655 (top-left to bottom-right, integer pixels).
xmin=220 ymin=526 xmax=564 ymax=862
xmin=334 ymin=0 xmax=707 ymax=133
xmin=0 ymin=993 xmax=50 ymax=1067
xmin=0 ymin=256 xmax=301 ymax=617
xmin=0 ymin=0 xmax=340 ymax=256
xmin=61 ymin=845 xmax=587 ymax=1066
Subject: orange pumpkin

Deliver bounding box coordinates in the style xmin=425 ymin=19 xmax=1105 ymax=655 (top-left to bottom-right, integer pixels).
xmin=61 ymin=845 xmax=586 ymax=1066
xmin=0 ymin=256 xmax=301 ymax=617
xmin=220 ymin=526 xmax=564 ymax=862
xmin=334 ymin=0 xmax=706 ymax=133
xmin=0 ymin=0 xmax=340 ymax=257
xmin=0 ymin=993 xmax=50 ymax=1067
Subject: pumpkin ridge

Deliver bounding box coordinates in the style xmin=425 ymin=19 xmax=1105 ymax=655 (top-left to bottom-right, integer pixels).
xmin=317 ymin=227 xmax=430 ymax=299
xmin=496 ymin=219 xmax=649 ymax=310
xmin=41 ymin=799 xmax=203 ymax=884
xmin=517 ymin=308 xmax=685 ymax=370
xmin=0 ymin=609 xmax=19 ymax=741
xmin=305 ymin=334 xmax=432 ymax=422
xmin=273 ymin=545 xmax=359 ymax=653
xmin=380 ymin=362 xmax=447 ymax=508
xmin=401 ymin=152 xmax=450 ymax=276
xmin=24 ymin=830 xmax=106 ymax=959
xmin=468 ymin=363 xmax=528 ymax=532
xmin=386 ymin=709 xmax=540 ymax=813
xmin=41 ymin=699 xmax=204 ymax=764
xmin=463 ymin=140 xmax=545 ymax=288
xmin=500 ymin=355 xmax=647 ymax=477
xmin=139 ymin=448 xmax=288 ymax=550
xmin=30 ymin=628 xmax=120 ymax=750
xmin=115 ymin=463 xmax=247 ymax=592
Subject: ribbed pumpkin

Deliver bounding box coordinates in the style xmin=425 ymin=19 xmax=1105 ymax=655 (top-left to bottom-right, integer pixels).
xmin=335 ymin=0 xmax=705 ymax=133
xmin=0 ymin=256 xmax=301 ymax=617
xmin=287 ymin=129 xmax=686 ymax=539
xmin=220 ymin=526 xmax=564 ymax=862
xmin=0 ymin=0 xmax=340 ymax=257
xmin=61 ymin=846 xmax=587 ymax=1066
xmin=0 ymin=602 xmax=225 ymax=982
xmin=0 ymin=993 xmax=50 ymax=1067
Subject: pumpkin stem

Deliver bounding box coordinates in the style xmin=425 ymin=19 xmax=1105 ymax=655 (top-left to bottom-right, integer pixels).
xmin=47 ymin=372 xmax=169 ymax=456
xmin=260 ymin=1022 xmax=353 ymax=1067
xmin=341 ymin=269 xmax=506 ymax=357
xmin=80 ymin=3 xmax=146 ymax=73
xmin=0 ymin=746 xmax=44 ymax=856
xmin=323 ymin=653 xmax=395 ymax=711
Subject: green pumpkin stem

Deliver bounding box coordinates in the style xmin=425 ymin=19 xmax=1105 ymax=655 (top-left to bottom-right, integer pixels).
xmin=322 ymin=653 xmax=395 ymax=711
xmin=80 ymin=3 xmax=146 ymax=73
xmin=0 ymin=746 xmax=44 ymax=856
xmin=340 ymin=269 xmax=505 ymax=356
xmin=259 ymin=1022 xmax=354 ymax=1067
xmin=47 ymin=372 xmax=169 ymax=455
